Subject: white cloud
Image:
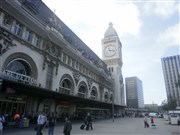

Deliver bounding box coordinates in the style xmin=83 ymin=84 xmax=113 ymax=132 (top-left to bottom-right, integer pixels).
xmin=42 ymin=0 xmax=142 ymax=58
xmin=143 ymin=1 xmax=179 ymax=19
xmin=157 ymin=23 xmax=180 ymax=47
xmin=43 ymin=0 xmax=141 ymax=36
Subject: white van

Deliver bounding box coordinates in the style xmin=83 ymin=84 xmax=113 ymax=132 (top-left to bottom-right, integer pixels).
xmin=149 ymin=112 xmax=157 ymax=117
xmin=169 ymin=110 xmax=180 ymax=125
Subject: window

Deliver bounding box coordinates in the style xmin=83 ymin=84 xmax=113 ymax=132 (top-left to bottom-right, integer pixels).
xmin=78 ymin=85 xmax=86 ymax=98
xmin=6 ymin=60 xmax=31 ymax=76
xmin=104 ymin=92 xmax=108 ymax=102
xmin=76 ymin=62 xmax=79 ymax=70
xmin=14 ymin=22 xmax=22 ymax=36
xmin=63 ymin=53 xmax=66 ymax=63
xmin=34 ymin=34 xmax=41 ymax=47
xmin=90 ymin=90 xmax=96 ymax=100
xmin=67 ymin=56 xmax=71 ymax=65
xmin=24 ymin=29 xmax=32 ymax=42
xmin=72 ymin=59 xmax=75 ymax=68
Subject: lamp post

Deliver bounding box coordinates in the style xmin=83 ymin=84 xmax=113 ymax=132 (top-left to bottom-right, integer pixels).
xmin=112 ymin=92 xmax=114 ymax=122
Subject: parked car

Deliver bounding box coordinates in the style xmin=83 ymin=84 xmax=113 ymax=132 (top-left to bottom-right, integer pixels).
xmin=158 ymin=113 xmax=164 ymax=118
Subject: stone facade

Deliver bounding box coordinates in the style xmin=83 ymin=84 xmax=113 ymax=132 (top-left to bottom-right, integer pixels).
xmin=0 ymin=0 xmax=124 ymax=120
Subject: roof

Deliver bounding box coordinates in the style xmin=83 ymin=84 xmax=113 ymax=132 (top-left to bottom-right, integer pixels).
xmin=104 ymin=22 xmax=118 ymax=38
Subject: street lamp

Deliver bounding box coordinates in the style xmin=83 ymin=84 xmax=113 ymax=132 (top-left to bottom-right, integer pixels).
xmin=112 ymin=92 xmax=114 ymax=122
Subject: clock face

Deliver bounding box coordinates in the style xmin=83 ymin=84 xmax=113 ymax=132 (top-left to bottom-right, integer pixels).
xmin=105 ymin=45 xmax=116 ymax=57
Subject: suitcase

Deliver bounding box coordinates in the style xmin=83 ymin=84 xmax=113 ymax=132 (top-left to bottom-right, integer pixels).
xmin=151 ymin=124 xmax=156 ymax=129
xmin=86 ymin=124 xmax=89 ymax=130
xmin=80 ymin=124 xmax=85 ymax=130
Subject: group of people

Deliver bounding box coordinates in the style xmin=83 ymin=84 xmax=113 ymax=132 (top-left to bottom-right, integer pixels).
xmin=144 ymin=114 xmax=155 ymax=128
xmin=36 ymin=112 xmax=72 ymax=135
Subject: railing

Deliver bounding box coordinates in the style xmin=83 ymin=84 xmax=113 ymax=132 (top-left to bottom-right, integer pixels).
xmin=77 ymin=92 xmax=85 ymax=98
xmin=59 ymin=86 xmax=71 ymax=95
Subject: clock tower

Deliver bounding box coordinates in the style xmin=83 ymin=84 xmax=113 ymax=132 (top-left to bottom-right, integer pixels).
xmin=102 ymin=22 xmax=125 ymax=106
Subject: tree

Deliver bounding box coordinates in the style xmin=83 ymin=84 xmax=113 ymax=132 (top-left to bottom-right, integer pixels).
xmin=161 ymin=99 xmax=168 ymax=112
xmin=161 ymin=97 xmax=177 ymax=111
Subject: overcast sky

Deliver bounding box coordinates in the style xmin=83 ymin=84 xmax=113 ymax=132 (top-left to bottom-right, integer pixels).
xmin=43 ymin=0 xmax=179 ymax=105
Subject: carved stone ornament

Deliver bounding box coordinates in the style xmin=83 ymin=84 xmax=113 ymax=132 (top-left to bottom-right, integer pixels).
xmin=73 ymin=72 xmax=80 ymax=85
xmin=49 ymin=12 xmax=61 ymax=32
xmin=87 ymin=78 xmax=92 ymax=90
xmin=99 ymin=84 xmax=104 ymax=91
xmin=0 ymin=29 xmax=16 ymax=55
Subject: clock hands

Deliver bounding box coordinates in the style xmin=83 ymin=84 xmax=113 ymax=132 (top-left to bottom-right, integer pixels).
xmin=108 ymin=48 xmax=115 ymax=52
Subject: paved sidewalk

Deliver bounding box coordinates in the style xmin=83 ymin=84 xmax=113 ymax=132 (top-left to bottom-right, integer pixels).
xmin=3 ymin=117 xmax=180 ymax=135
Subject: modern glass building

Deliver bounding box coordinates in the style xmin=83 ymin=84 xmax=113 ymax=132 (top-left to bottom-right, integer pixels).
xmin=125 ymin=76 xmax=144 ymax=108
xmin=161 ymin=55 xmax=180 ymax=106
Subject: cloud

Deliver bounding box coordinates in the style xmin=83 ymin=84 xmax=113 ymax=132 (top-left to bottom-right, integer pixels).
xmin=43 ymin=0 xmax=141 ymax=36
xmin=143 ymin=1 xmax=179 ymax=19
xmin=42 ymin=0 xmax=142 ymax=58
xmin=157 ymin=23 xmax=180 ymax=47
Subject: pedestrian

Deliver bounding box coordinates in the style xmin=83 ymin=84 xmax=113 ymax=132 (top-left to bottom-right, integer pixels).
xmin=86 ymin=113 xmax=93 ymax=130
xmin=47 ymin=113 xmax=55 ymax=135
xmin=0 ymin=115 xmax=4 ymax=135
xmin=144 ymin=114 xmax=149 ymax=128
xmin=14 ymin=113 xmax=20 ymax=128
xmin=150 ymin=116 xmax=154 ymax=124
xmin=150 ymin=116 xmax=156 ymax=128
xmin=36 ymin=112 xmax=47 ymax=135
xmin=63 ymin=117 xmax=72 ymax=135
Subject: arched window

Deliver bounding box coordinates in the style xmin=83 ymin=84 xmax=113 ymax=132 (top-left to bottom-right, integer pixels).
xmin=90 ymin=89 xmax=96 ymax=100
xmin=60 ymin=79 xmax=72 ymax=95
xmin=78 ymin=85 xmax=86 ymax=98
xmin=6 ymin=59 xmax=32 ymax=76
xmin=110 ymin=94 xmax=113 ymax=102
xmin=104 ymin=92 xmax=108 ymax=102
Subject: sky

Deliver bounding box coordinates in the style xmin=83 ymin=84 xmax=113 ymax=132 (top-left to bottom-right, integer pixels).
xmin=42 ymin=0 xmax=180 ymax=105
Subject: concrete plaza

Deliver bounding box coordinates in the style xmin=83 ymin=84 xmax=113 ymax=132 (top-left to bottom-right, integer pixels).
xmin=3 ymin=117 xmax=180 ymax=135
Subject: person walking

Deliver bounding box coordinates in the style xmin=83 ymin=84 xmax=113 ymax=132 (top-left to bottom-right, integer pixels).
xmin=63 ymin=117 xmax=72 ymax=135
xmin=144 ymin=114 xmax=149 ymax=128
xmin=86 ymin=113 xmax=93 ymax=130
xmin=47 ymin=113 xmax=55 ymax=135
xmin=0 ymin=115 xmax=4 ymax=135
xmin=36 ymin=112 xmax=47 ymax=135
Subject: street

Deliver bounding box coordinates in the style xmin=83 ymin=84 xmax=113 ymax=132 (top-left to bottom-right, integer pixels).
xmin=3 ymin=117 xmax=180 ymax=135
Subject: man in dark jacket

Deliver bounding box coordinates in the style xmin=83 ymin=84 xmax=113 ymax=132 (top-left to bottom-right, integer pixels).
xmin=48 ymin=113 xmax=55 ymax=135
xmin=86 ymin=113 xmax=93 ymax=130
xmin=63 ymin=117 xmax=72 ymax=135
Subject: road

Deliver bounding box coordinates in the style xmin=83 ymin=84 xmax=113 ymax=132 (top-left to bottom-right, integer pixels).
xmin=3 ymin=117 xmax=180 ymax=135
